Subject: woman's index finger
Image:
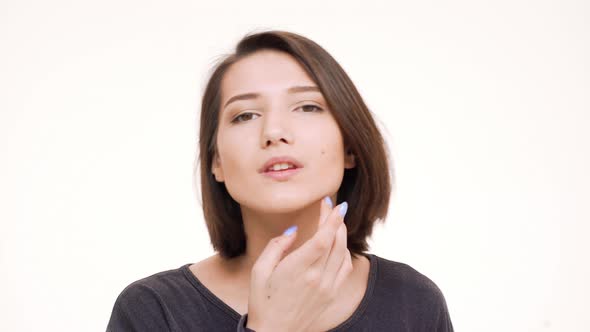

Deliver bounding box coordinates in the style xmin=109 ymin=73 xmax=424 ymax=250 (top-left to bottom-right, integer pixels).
xmin=283 ymin=201 xmax=346 ymax=268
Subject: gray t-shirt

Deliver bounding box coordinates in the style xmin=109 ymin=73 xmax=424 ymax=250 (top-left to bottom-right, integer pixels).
xmin=106 ymin=253 xmax=453 ymax=331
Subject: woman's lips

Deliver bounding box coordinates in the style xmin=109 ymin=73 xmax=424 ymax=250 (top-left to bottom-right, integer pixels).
xmin=261 ymin=167 xmax=301 ymax=181
xmin=259 ymin=156 xmax=304 ymax=173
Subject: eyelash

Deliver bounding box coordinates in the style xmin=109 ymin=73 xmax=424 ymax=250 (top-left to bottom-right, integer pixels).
xmin=230 ymin=104 xmax=324 ymax=124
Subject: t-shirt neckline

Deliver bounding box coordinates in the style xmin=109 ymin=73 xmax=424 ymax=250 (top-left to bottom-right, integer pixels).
xmin=181 ymin=252 xmax=378 ymax=331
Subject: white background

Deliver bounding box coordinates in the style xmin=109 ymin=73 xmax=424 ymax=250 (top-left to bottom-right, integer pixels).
xmin=1 ymin=0 xmax=588 ymax=331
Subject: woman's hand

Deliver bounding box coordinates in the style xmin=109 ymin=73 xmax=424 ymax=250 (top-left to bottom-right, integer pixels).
xmin=246 ymin=197 xmax=352 ymax=332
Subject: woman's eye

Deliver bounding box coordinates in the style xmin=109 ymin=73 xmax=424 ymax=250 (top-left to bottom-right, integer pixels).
xmin=298 ymin=104 xmax=323 ymax=112
xmin=231 ymin=105 xmax=322 ymax=124
xmin=231 ymin=112 xmax=259 ymax=123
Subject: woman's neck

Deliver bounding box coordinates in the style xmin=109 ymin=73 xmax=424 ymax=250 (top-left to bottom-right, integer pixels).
xmin=229 ymin=197 xmax=328 ymax=277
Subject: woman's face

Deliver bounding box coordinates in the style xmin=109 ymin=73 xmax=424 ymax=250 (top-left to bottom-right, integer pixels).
xmin=212 ymin=50 xmax=355 ymax=213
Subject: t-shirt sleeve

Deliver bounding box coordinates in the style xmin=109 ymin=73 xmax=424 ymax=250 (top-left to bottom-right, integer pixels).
xmin=433 ymin=293 xmax=454 ymax=332
xmin=106 ymin=283 xmax=177 ymax=332
xmin=436 ymin=296 xmax=454 ymax=332
xmin=387 ymin=261 xmax=454 ymax=332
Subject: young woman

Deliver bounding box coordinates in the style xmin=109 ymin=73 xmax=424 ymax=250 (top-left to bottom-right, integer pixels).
xmin=107 ymin=30 xmax=454 ymax=332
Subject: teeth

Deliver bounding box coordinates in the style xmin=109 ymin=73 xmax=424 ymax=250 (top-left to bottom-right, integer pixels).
xmin=269 ymin=163 xmax=295 ymax=171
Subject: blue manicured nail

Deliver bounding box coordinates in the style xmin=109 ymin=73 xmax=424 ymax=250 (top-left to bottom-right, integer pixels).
xmin=324 ymin=196 xmax=333 ymax=208
xmin=339 ymin=202 xmax=348 ymax=217
xmin=283 ymin=225 xmax=297 ymax=236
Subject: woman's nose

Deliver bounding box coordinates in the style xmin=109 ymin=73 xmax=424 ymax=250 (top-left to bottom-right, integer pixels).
xmin=260 ymin=109 xmax=294 ymax=149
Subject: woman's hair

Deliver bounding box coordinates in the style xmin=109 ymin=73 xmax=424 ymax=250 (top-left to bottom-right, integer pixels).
xmin=196 ymin=30 xmax=393 ymax=259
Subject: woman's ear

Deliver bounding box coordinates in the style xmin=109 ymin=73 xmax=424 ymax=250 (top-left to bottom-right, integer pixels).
xmin=211 ymin=153 xmax=225 ymax=182
xmin=344 ymin=148 xmax=356 ymax=169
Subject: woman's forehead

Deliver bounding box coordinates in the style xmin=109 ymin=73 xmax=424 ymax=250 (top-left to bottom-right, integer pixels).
xmin=220 ymin=50 xmax=317 ymax=102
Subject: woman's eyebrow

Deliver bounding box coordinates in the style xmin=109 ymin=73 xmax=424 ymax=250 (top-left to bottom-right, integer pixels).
xmin=223 ymin=85 xmax=321 ymax=109
xmin=287 ymin=85 xmax=320 ymax=94
xmin=223 ymin=93 xmax=260 ymax=109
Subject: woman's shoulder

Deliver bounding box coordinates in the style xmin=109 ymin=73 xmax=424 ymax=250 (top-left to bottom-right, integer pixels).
xmin=106 ymin=264 xmax=198 ymax=331
xmin=117 ymin=264 xmax=189 ymax=296
xmin=368 ymin=254 xmax=454 ymax=330
xmin=370 ymin=254 xmax=448 ymax=303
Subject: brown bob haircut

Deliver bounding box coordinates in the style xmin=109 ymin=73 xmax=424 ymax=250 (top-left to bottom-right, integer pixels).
xmin=197 ymin=30 xmax=394 ymax=259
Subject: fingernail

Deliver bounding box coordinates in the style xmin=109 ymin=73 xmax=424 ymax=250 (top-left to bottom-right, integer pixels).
xmin=283 ymin=225 xmax=297 ymax=236
xmin=324 ymin=196 xmax=333 ymax=208
xmin=339 ymin=202 xmax=348 ymax=217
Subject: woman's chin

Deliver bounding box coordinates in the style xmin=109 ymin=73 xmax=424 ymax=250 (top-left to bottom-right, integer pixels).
xmin=241 ymin=196 xmax=320 ymax=214
xmin=265 ymin=205 xmax=307 ymax=214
